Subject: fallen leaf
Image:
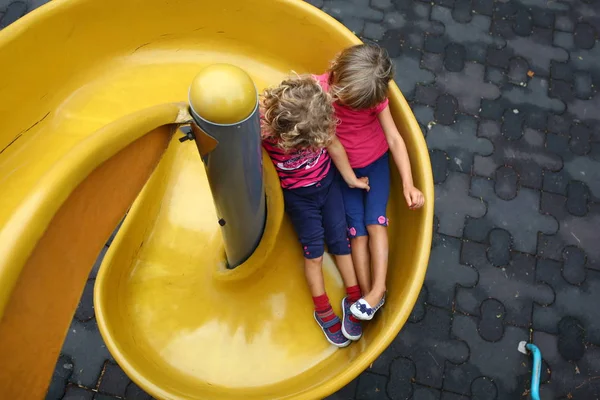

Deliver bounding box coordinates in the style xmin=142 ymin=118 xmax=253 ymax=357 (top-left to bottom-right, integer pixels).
xmin=527 ymin=70 xmax=535 ymax=77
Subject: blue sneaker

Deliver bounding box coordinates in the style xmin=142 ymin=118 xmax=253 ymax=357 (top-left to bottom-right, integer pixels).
xmin=349 ymin=292 xmax=386 ymax=321
xmin=313 ymin=311 xmax=350 ymax=348
xmin=341 ymin=297 xmax=362 ymax=341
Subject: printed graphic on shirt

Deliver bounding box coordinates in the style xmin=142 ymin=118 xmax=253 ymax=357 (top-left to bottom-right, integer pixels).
xmin=262 ymin=139 xmax=331 ymax=189
xmin=277 ymin=148 xmax=323 ymax=171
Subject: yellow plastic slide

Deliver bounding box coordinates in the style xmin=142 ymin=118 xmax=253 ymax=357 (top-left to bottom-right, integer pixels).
xmin=0 ymin=0 xmax=433 ymax=399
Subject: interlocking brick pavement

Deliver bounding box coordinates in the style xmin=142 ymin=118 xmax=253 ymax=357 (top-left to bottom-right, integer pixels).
xmin=2 ymin=0 xmax=599 ymax=398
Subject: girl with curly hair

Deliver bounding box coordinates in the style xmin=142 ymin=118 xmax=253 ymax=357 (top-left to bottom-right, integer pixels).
xmin=261 ymin=74 xmax=369 ymax=347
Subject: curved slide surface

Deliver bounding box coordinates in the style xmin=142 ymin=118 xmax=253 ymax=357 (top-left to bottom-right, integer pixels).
xmin=0 ymin=0 xmax=434 ymax=398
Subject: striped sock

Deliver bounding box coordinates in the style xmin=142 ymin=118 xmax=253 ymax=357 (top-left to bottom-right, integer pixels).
xmin=313 ymin=294 xmax=341 ymax=333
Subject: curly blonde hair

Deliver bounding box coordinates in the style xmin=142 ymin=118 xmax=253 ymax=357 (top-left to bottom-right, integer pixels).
xmin=328 ymin=44 xmax=394 ymax=110
xmin=261 ymin=74 xmax=336 ymax=152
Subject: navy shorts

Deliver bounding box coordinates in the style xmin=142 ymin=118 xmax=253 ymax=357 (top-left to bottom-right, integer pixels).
xmin=341 ymin=152 xmax=391 ymax=238
xmin=283 ymin=168 xmax=351 ymax=259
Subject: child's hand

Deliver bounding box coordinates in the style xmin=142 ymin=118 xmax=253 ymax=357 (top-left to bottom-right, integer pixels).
xmin=404 ymin=186 xmax=424 ymax=210
xmin=350 ymin=176 xmax=370 ymax=191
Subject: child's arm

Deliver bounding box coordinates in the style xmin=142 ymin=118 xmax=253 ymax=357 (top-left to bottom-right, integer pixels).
xmin=378 ymin=105 xmax=425 ymax=210
xmin=327 ymin=136 xmax=370 ymax=191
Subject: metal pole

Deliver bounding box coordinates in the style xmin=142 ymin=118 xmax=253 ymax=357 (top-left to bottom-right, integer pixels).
xmin=187 ymin=64 xmax=266 ymax=268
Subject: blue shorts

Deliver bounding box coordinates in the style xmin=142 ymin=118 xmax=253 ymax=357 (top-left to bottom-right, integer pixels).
xmin=283 ymin=168 xmax=351 ymax=259
xmin=341 ymin=152 xmax=391 ymax=238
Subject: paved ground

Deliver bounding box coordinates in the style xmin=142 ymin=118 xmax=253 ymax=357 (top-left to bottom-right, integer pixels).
xmin=3 ymin=0 xmax=600 ymax=398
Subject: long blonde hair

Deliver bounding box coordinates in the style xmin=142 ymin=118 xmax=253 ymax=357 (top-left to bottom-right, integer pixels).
xmin=328 ymin=44 xmax=394 ymax=109
xmin=261 ymin=74 xmax=336 ymax=152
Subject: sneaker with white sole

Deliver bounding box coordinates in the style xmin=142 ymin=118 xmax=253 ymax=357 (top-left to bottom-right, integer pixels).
xmin=313 ymin=311 xmax=351 ymax=348
xmin=341 ymin=297 xmax=362 ymax=341
xmin=349 ymin=292 xmax=386 ymax=321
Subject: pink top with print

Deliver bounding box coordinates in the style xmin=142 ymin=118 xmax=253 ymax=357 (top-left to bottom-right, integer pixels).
xmin=262 ymin=137 xmax=331 ymax=189
xmin=314 ymin=73 xmax=389 ymax=169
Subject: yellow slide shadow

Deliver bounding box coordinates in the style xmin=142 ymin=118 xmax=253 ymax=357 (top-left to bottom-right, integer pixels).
xmin=0 ymin=0 xmax=433 ymax=398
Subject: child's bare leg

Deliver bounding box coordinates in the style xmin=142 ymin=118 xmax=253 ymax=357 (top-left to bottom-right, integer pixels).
xmin=350 ymin=236 xmax=371 ymax=294
xmin=304 ymin=256 xmax=326 ymax=296
xmin=362 ymin=224 xmax=388 ymax=306
xmin=333 ymin=254 xmax=359 ymax=288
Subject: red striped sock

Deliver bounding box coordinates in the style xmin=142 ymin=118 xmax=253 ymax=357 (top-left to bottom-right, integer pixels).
xmin=346 ymin=286 xmax=362 ymax=323
xmin=313 ymin=294 xmax=341 ymax=333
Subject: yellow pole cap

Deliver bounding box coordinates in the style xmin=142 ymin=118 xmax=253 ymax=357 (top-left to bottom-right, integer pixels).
xmin=189 ymin=64 xmax=257 ymax=125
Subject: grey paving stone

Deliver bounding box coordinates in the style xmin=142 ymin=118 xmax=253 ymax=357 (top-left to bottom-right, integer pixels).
xmin=484 ymin=66 xmax=506 ymax=87
xmin=543 ymin=135 xmax=600 ymax=203
xmin=444 ymin=314 xmax=529 ymax=397
xmin=452 ymin=0 xmax=472 ymax=23
xmin=472 ymin=0 xmax=494 ymax=15
xmin=94 ymin=394 xmax=119 ymax=400
xmin=474 ymin=121 xmax=562 ymax=190
xmin=574 ymin=71 xmax=593 ymax=99
xmin=45 ymin=354 xmax=74 ymax=400
xmin=422 ymin=52 xmax=500 ymax=115
xmin=425 ymin=234 xmax=478 ymax=309
xmin=535 ymin=331 xmax=600 ymax=399
xmin=568 ymin=44 xmax=600 ymax=80
xmin=323 ymin=0 xmax=383 ymax=23
xmin=124 ymin=381 xmax=152 ymax=400
xmin=457 ymin=240 xmax=553 ymax=327
xmin=75 ymin=280 xmax=95 ymax=322
xmin=538 ymin=191 xmax=600 ymax=270
xmin=427 ymin=114 xmax=493 ymax=173
xmin=566 ymin=181 xmax=590 ymax=217
xmin=431 ymin=6 xmax=505 ymax=62
xmin=385 ymin=357 xmax=414 ymax=398
xmin=0 ymin=1 xmax=26 ymax=29
xmin=555 ymin=15 xmax=575 ymax=32
xmin=494 ymin=165 xmax=518 ymax=200
xmin=305 ymin=0 xmax=324 ymax=8
xmin=395 ymin=306 xmax=470 ymax=389
xmin=513 ymin=9 xmax=533 ymax=37
xmin=502 ymin=77 xmax=565 ymax=113
xmin=441 ymin=392 xmax=469 ymax=400
xmin=554 ymin=31 xmax=575 ymax=50
xmin=379 ymin=3 xmax=443 ymax=52
xmin=465 ymin=177 xmax=558 ymax=254
xmin=574 ymin=22 xmax=597 ymax=50
xmin=567 ymin=92 xmax=600 ymax=124
xmin=98 ymin=362 xmax=130 ymax=397
xmin=412 ymin=104 xmax=435 ymax=128
xmin=562 ymin=245 xmax=587 ymax=285
xmin=371 ymin=0 xmax=393 ymax=11
xmin=61 ymin=319 xmax=113 ymax=387
xmin=434 ymin=94 xmax=458 ymax=125
xmin=355 ymin=372 xmax=388 ymax=400
xmin=62 ymin=385 xmax=95 ymax=400
xmin=534 ymin=258 xmax=600 ymax=346
xmin=363 ymin=22 xmax=386 ymax=41
xmin=391 ymin=49 xmax=435 ymax=99
xmin=487 ymin=228 xmax=511 ymax=266
xmin=507 ymin=57 xmax=529 ymax=86
xmin=434 ymin=172 xmax=487 ymax=237
xmin=506 ymin=27 xmax=569 ymax=76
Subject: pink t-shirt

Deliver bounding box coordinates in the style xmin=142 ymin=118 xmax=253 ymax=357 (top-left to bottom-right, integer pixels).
xmin=262 ymin=137 xmax=331 ymax=189
xmin=314 ymin=73 xmax=389 ymax=169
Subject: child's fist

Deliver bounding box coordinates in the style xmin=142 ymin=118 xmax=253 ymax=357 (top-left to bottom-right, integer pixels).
xmin=404 ymin=186 xmax=424 ymax=210
xmin=351 ymin=176 xmax=370 ymax=191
